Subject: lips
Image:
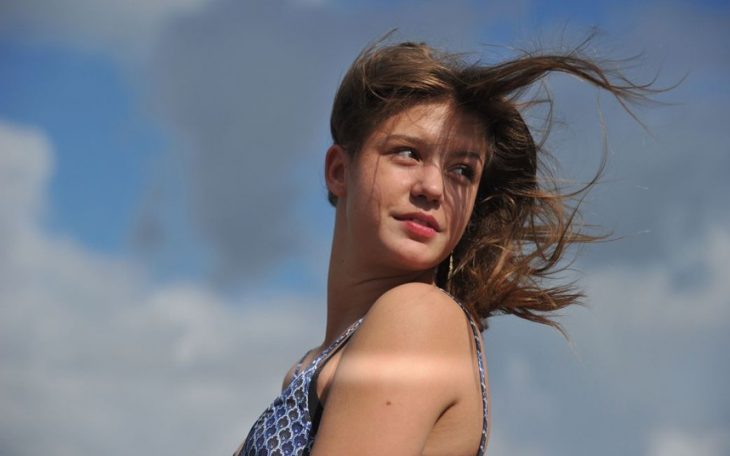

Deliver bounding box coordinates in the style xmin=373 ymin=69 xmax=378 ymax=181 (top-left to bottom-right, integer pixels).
xmin=393 ymin=212 xmax=441 ymax=232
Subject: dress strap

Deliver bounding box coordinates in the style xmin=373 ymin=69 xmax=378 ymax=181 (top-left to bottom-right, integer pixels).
xmin=293 ymin=348 xmax=313 ymax=377
xmin=310 ymin=317 xmax=366 ymax=371
xmin=306 ymin=317 xmax=365 ymax=434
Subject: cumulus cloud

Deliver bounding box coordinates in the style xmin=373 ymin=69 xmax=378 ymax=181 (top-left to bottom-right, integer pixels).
xmin=484 ymin=234 xmax=730 ymax=455
xmin=584 ymin=225 xmax=730 ymax=331
xmin=487 ymin=430 xmax=548 ymax=456
xmin=648 ymin=428 xmax=730 ymax=456
xmin=0 ymin=122 xmax=51 ymax=247
xmin=0 ymin=0 xmax=216 ymax=60
xmin=558 ymin=228 xmax=730 ymax=454
xmin=0 ymin=119 xmax=323 ymax=455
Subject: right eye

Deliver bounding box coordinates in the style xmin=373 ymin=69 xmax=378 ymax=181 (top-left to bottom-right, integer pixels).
xmin=393 ymin=148 xmax=419 ymax=161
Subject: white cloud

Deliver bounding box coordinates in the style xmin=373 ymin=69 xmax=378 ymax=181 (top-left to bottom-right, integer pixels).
xmin=0 ymin=119 xmax=323 ymax=455
xmin=0 ymin=0 xmax=217 ymax=60
xmin=488 ymin=430 xmax=548 ymax=456
xmin=647 ymin=428 xmax=730 ymax=456
xmin=0 ymin=122 xmax=51 ymax=233
xmin=583 ymin=224 xmax=730 ymax=332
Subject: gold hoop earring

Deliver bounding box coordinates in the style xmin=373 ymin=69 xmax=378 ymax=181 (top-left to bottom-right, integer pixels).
xmin=448 ymin=253 xmax=454 ymax=280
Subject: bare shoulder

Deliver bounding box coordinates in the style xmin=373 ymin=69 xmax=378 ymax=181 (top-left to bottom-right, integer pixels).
xmin=361 ymin=283 xmax=473 ymax=348
xmin=333 ymin=283 xmax=478 ymax=380
xmin=310 ymin=283 xmax=480 ymax=455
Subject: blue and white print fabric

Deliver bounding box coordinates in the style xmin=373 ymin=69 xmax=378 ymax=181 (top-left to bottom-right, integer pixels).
xmin=235 ymin=317 xmax=364 ymax=456
xmin=235 ymin=291 xmax=488 ymax=456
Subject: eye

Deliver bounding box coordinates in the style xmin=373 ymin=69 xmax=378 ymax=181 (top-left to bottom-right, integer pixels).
xmin=451 ymin=164 xmax=476 ymax=182
xmin=393 ymin=148 xmax=420 ymax=161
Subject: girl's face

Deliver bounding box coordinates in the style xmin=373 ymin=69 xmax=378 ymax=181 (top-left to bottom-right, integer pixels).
xmin=340 ymin=101 xmax=487 ymax=274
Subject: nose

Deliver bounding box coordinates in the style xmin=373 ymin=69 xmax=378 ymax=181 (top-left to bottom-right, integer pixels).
xmin=412 ymin=163 xmax=444 ymax=203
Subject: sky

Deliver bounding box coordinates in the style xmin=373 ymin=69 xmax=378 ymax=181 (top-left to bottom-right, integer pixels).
xmin=0 ymin=0 xmax=728 ymax=455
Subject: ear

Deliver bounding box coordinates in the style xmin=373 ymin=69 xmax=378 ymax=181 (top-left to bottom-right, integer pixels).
xmin=324 ymin=144 xmax=349 ymax=200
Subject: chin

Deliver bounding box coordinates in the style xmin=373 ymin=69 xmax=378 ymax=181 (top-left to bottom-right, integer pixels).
xmin=390 ymin=250 xmax=442 ymax=273
xmin=376 ymin=237 xmax=446 ymax=273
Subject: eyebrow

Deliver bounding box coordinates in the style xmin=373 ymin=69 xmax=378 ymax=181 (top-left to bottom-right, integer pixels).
xmin=378 ymin=134 xmax=427 ymax=147
xmin=451 ymin=150 xmax=485 ymax=162
xmin=380 ymin=134 xmax=486 ymax=161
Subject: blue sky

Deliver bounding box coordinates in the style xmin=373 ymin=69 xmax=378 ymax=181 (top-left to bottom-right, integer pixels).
xmin=0 ymin=41 xmax=164 ymax=252
xmin=1 ymin=1 xmax=728 ymax=455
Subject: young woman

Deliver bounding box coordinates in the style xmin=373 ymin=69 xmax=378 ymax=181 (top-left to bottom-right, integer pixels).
xmin=235 ymin=39 xmax=652 ymax=456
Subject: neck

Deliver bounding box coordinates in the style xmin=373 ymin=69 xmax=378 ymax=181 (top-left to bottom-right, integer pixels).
xmin=323 ymin=216 xmax=435 ymax=347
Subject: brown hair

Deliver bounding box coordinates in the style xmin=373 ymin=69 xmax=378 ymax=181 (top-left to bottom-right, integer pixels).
xmin=328 ymin=38 xmax=657 ymax=332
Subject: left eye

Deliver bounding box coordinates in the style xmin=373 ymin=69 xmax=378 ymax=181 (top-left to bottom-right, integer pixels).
xmin=451 ymin=164 xmax=475 ymax=181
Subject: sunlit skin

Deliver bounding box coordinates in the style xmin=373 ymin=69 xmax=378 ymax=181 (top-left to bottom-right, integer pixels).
xmin=279 ymin=101 xmax=491 ymax=455
xmin=322 ymin=101 xmax=488 ymax=343
xmin=341 ymin=102 xmax=487 ymax=277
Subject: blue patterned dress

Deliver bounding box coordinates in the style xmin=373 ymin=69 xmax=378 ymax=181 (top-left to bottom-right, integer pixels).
xmin=234 ymin=294 xmax=488 ymax=456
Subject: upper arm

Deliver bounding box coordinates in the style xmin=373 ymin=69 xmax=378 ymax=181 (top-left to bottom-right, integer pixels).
xmin=310 ymin=284 xmax=475 ymax=456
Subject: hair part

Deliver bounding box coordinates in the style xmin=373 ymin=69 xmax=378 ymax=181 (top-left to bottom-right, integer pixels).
xmin=328 ymin=37 xmax=659 ymax=333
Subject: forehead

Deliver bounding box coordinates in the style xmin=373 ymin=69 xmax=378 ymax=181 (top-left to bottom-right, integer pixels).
xmin=367 ymin=101 xmax=487 ymax=155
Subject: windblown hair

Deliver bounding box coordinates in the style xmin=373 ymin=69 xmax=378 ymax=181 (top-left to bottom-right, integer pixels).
xmin=328 ymin=38 xmax=655 ymax=332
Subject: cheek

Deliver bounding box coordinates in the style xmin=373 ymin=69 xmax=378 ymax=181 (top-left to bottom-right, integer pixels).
xmin=346 ymin=175 xmax=385 ymax=227
xmin=445 ymin=187 xmax=478 ymax=233
xmin=451 ymin=209 xmax=474 ymax=244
